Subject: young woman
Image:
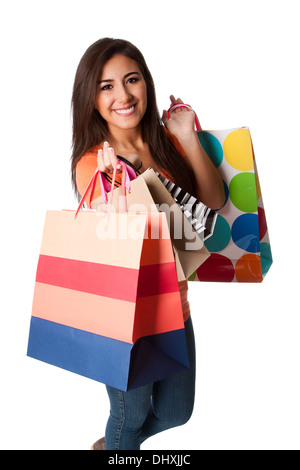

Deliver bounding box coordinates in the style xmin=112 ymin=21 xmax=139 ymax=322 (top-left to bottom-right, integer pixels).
xmin=71 ymin=38 xmax=225 ymax=450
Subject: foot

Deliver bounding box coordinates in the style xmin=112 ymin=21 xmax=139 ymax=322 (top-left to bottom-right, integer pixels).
xmin=91 ymin=437 xmax=105 ymax=450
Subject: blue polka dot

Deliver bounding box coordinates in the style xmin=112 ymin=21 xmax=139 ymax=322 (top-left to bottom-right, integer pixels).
xmin=231 ymin=214 xmax=260 ymax=253
xmin=204 ymin=215 xmax=231 ymax=252
xmin=222 ymin=181 xmax=229 ymax=208
xmin=198 ymin=132 xmax=223 ymax=168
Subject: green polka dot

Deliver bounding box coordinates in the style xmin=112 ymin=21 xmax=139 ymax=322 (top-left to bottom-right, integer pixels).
xmin=188 ymin=271 xmax=197 ymax=281
xmin=229 ymin=172 xmax=258 ymax=213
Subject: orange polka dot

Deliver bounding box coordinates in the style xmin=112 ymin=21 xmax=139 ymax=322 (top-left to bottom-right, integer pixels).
xmin=235 ymin=254 xmax=263 ymax=282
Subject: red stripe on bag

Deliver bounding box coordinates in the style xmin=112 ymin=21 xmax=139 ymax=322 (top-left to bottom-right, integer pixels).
xmin=138 ymin=263 xmax=180 ymax=297
xmin=36 ymin=255 xmax=179 ymax=301
xmin=36 ymin=255 xmax=139 ymax=302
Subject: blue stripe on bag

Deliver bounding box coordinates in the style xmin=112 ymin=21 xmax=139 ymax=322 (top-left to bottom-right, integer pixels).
xmin=27 ymin=316 xmax=132 ymax=390
xmin=128 ymin=328 xmax=190 ymax=389
xmin=27 ymin=317 xmax=189 ymax=391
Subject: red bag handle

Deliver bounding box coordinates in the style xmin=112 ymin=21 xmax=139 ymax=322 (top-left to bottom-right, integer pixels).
xmin=167 ymin=103 xmax=201 ymax=132
xmin=75 ymin=160 xmax=136 ymax=218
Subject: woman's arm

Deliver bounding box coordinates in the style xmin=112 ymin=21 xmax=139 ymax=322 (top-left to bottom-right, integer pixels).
xmin=162 ymin=96 xmax=225 ymax=210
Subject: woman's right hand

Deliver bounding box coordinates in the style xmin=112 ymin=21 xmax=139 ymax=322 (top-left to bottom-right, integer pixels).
xmin=97 ymin=141 xmax=122 ymax=174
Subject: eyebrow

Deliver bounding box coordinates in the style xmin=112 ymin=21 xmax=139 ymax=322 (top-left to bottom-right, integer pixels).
xmin=98 ymin=71 xmax=141 ymax=84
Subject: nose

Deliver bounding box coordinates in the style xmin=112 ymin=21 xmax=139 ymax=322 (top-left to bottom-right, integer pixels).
xmin=115 ymin=84 xmax=131 ymax=104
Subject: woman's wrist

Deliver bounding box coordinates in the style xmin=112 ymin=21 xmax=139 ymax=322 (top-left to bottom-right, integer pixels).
xmin=174 ymin=129 xmax=200 ymax=154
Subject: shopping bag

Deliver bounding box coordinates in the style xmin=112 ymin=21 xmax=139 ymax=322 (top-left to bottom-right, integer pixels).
xmin=154 ymin=171 xmax=218 ymax=242
xmin=91 ymin=168 xmax=210 ymax=282
xmin=27 ymin=162 xmax=190 ymax=391
xmin=166 ymin=102 xmax=272 ymax=283
xmin=191 ymin=127 xmax=272 ymax=282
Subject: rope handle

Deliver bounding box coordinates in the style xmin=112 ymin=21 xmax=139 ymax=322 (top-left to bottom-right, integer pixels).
xmin=167 ymin=103 xmax=201 ymax=132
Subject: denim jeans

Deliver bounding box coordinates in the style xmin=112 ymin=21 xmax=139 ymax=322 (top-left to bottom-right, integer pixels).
xmin=105 ymin=316 xmax=196 ymax=450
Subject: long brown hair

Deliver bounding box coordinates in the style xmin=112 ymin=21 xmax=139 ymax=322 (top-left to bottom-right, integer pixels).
xmin=71 ymin=38 xmax=197 ymax=197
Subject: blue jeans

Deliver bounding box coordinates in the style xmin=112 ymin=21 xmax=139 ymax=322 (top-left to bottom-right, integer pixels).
xmin=105 ymin=317 xmax=196 ymax=450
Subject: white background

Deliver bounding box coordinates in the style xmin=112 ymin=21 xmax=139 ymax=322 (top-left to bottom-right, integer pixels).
xmin=1 ymin=0 xmax=299 ymax=450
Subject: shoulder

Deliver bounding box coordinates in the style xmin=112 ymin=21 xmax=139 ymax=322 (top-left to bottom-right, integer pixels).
xmin=76 ymin=145 xmax=99 ymax=172
xmin=75 ymin=145 xmax=100 ymax=196
xmin=77 ymin=145 xmax=99 ymax=163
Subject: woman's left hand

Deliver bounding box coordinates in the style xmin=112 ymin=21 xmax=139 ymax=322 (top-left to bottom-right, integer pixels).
xmin=163 ymin=96 xmax=225 ymax=209
xmin=162 ymin=96 xmax=198 ymax=139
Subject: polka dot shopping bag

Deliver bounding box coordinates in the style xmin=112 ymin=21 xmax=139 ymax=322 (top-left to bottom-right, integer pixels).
xmin=190 ymin=127 xmax=272 ymax=283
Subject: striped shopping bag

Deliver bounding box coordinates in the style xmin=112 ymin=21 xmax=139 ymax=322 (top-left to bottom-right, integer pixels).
xmin=27 ymin=164 xmax=189 ymax=390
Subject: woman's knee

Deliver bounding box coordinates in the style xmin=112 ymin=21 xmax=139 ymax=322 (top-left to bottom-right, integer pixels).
xmin=156 ymin=402 xmax=194 ymax=429
xmin=106 ymin=384 xmax=152 ymax=429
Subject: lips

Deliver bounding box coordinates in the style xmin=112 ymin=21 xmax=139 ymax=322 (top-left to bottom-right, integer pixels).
xmin=113 ymin=104 xmax=136 ymax=116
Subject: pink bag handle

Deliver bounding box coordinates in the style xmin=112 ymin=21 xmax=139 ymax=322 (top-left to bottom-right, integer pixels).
xmin=75 ymin=160 xmax=136 ymax=218
xmin=167 ymin=103 xmax=201 ymax=132
xmin=107 ymin=159 xmax=133 ymax=216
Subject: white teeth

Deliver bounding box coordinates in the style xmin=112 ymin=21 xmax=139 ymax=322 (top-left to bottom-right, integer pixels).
xmin=115 ymin=106 xmax=135 ymax=115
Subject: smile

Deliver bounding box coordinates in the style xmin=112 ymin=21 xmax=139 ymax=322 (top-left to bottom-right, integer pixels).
xmin=113 ymin=105 xmax=136 ymax=116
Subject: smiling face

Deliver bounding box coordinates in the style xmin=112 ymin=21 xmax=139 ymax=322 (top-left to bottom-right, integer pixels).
xmin=95 ymin=54 xmax=148 ymax=136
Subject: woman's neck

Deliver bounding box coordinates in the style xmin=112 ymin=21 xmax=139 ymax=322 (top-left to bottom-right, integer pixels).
xmin=104 ymin=124 xmax=159 ymax=172
xmin=106 ymin=126 xmax=144 ymax=153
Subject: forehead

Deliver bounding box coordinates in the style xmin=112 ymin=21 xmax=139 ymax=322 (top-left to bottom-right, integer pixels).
xmin=100 ymin=54 xmax=141 ymax=79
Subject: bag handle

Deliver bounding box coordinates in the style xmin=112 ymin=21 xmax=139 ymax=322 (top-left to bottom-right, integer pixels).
xmin=167 ymin=103 xmax=201 ymax=132
xmin=75 ymin=160 xmax=136 ymax=218
xmin=108 ymin=159 xmax=133 ymax=216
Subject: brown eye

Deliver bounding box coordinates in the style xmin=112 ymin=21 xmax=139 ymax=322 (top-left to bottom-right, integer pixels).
xmin=127 ymin=77 xmax=138 ymax=84
xmin=101 ymin=84 xmax=113 ymax=91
